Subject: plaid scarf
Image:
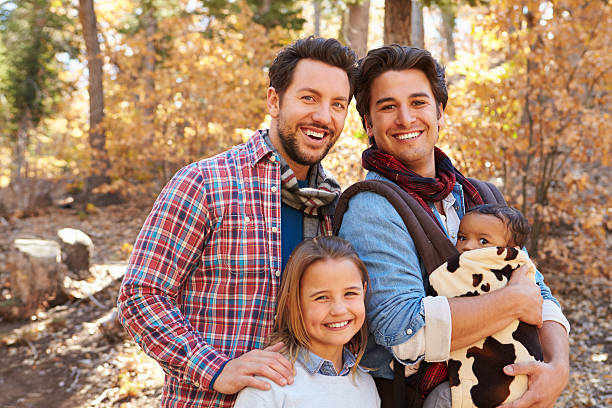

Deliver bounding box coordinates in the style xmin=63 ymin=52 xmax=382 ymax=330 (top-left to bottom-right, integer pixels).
xmin=362 ymin=146 xmax=483 ymax=231
xmin=263 ymin=131 xmax=340 ymax=238
xmin=363 ymin=146 xmax=483 ymax=396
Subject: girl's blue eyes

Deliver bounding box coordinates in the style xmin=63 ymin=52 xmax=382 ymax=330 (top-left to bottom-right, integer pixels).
xmin=314 ymin=292 xmax=360 ymax=301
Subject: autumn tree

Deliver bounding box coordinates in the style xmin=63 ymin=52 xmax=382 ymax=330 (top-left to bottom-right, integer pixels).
xmin=101 ymin=2 xmax=291 ymax=192
xmin=79 ymin=0 xmax=112 ymax=196
xmin=384 ymin=0 xmax=412 ymax=44
xmin=384 ymin=0 xmax=476 ymax=50
xmin=0 ymin=0 xmax=76 ymax=187
xmin=412 ymin=0 xmax=424 ymax=48
xmin=344 ymin=0 xmax=370 ymax=57
xmin=200 ymin=0 xmax=305 ymax=30
xmin=438 ymin=0 xmax=457 ymax=61
xmin=445 ymin=0 xmax=612 ymax=275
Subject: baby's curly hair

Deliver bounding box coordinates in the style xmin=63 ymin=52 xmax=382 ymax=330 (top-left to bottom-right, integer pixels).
xmin=466 ymin=204 xmax=531 ymax=248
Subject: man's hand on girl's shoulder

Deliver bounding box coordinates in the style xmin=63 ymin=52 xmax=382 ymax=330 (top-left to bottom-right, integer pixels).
xmin=212 ymin=342 xmax=294 ymax=394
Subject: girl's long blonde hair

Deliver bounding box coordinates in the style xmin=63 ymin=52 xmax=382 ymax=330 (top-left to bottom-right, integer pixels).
xmin=268 ymin=236 xmax=370 ymax=375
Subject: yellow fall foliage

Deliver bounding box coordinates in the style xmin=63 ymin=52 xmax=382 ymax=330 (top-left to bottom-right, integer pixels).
xmin=445 ymin=0 xmax=612 ymax=276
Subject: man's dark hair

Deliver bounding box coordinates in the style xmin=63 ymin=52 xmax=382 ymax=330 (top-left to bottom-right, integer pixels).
xmin=268 ymin=36 xmax=358 ymax=101
xmin=355 ymin=44 xmax=448 ymax=129
xmin=466 ymin=204 xmax=532 ymax=248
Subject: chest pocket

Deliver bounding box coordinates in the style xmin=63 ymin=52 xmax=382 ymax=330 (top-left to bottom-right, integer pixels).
xmin=214 ymin=213 xmax=269 ymax=274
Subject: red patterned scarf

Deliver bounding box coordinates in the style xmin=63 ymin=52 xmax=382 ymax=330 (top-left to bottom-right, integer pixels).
xmin=362 ymin=146 xmax=483 ymax=231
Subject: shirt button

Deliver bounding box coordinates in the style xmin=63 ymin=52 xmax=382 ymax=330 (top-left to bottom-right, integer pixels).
xmin=244 ymin=216 xmax=250 ymax=224
xmin=271 ymin=186 xmax=278 ymax=193
xmin=193 ymin=381 xmax=200 ymax=388
xmin=275 ymin=270 xmax=281 ymax=277
xmin=406 ymin=328 xmax=413 ymax=335
xmin=270 ymin=155 xmax=276 ymax=162
xmin=272 ymin=226 xmax=278 ymax=233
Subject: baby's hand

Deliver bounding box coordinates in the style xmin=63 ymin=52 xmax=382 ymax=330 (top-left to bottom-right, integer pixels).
xmin=506 ymin=264 xmax=543 ymax=327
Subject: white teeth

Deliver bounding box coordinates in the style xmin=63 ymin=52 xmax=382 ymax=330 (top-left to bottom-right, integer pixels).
xmin=326 ymin=320 xmax=349 ymax=328
xmin=304 ymin=129 xmax=325 ymax=139
xmin=396 ymin=131 xmax=420 ymax=140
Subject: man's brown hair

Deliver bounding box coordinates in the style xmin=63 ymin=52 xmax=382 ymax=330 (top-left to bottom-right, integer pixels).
xmin=355 ymin=44 xmax=447 ymax=130
xmin=269 ymin=36 xmax=358 ymax=102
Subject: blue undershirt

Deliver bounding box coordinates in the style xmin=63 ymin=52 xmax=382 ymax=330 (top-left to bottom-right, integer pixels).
xmin=280 ymin=179 xmax=308 ymax=275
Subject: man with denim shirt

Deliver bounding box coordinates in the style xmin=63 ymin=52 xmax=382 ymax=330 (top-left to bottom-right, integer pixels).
xmin=338 ymin=45 xmax=569 ymax=408
xmin=118 ymin=37 xmax=357 ymax=408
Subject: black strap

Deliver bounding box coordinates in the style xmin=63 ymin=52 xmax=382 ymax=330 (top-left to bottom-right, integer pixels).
xmin=468 ymin=178 xmax=507 ymax=206
xmin=393 ymin=359 xmax=407 ymax=408
xmin=333 ymin=180 xmax=458 ymax=275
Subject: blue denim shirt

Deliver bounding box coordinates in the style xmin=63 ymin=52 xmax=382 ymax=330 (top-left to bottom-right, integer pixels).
xmin=338 ymin=171 xmax=559 ymax=380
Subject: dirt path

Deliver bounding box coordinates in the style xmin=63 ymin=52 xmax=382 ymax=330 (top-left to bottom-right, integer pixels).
xmin=0 ymin=205 xmax=610 ymax=407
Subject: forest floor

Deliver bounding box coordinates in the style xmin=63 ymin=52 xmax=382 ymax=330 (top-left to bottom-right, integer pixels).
xmin=0 ymin=203 xmax=610 ymax=408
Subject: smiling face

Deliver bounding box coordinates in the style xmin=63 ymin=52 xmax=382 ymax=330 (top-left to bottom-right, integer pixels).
xmin=299 ymin=258 xmax=366 ymax=368
xmin=267 ymin=58 xmax=351 ymax=180
xmin=456 ymin=212 xmax=512 ymax=253
xmin=366 ymin=69 xmax=443 ymax=178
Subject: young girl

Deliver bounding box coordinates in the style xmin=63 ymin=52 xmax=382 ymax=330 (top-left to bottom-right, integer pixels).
xmin=234 ymin=236 xmax=380 ymax=408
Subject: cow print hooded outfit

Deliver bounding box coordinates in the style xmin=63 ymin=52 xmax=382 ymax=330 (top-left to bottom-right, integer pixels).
xmin=429 ymin=246 xmax=543 ymax=408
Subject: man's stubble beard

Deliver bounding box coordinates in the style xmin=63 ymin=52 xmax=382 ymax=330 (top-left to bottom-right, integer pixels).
xmin=276 ymin=119 xmax=336 ymax=167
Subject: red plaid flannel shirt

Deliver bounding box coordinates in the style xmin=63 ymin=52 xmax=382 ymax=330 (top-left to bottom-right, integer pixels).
xmin=117 ymin=131 xmax=333 ymax=407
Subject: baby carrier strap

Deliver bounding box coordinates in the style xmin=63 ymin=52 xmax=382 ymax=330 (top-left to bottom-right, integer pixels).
xmin=333 ymin=179 xmax=457 ymax=275
xmin=468 ymin=178 xmax=507 ymax=206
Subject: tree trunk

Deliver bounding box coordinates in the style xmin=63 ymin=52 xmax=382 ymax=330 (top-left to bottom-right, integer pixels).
xmin=313 ymin=0 xmax=321 ymax=36
xmin=140 ymin=0 xmax=160 ymax=180
xmin=260 ymin=0 xmax=272 ymax=14
xmin=384 ymin=0 xmax=411 ymax=45
xmin=11 ymin=110 xmax=31 ymax=185
xmin=347 ymin=0 xmax=370 ymax=58
xmin=142 ymin=1 xmax=157 ymax=140
xmin=78 ymin=0 xmax=110 ymax=192
xmin=411 ymin=0 xmax=424 ymax=48
xmin=440 ymin=3 xmax=456 ymax=61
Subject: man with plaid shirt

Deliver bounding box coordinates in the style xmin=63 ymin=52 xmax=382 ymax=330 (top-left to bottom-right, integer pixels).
xmin=117 ymin=37 xmax=358 ymax=407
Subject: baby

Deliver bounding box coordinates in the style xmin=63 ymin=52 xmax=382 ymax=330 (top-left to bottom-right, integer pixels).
xmin=428 ymin=204 xmax=543 ymax=408
xmin=455 ymin=204 xmax=531 ymax=254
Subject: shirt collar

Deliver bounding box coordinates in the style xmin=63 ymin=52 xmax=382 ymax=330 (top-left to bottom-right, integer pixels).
xmin=297 ymin=347 xmax=360 ymax=376
xmin=246 ymin=129 xmax=276 ymax=167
